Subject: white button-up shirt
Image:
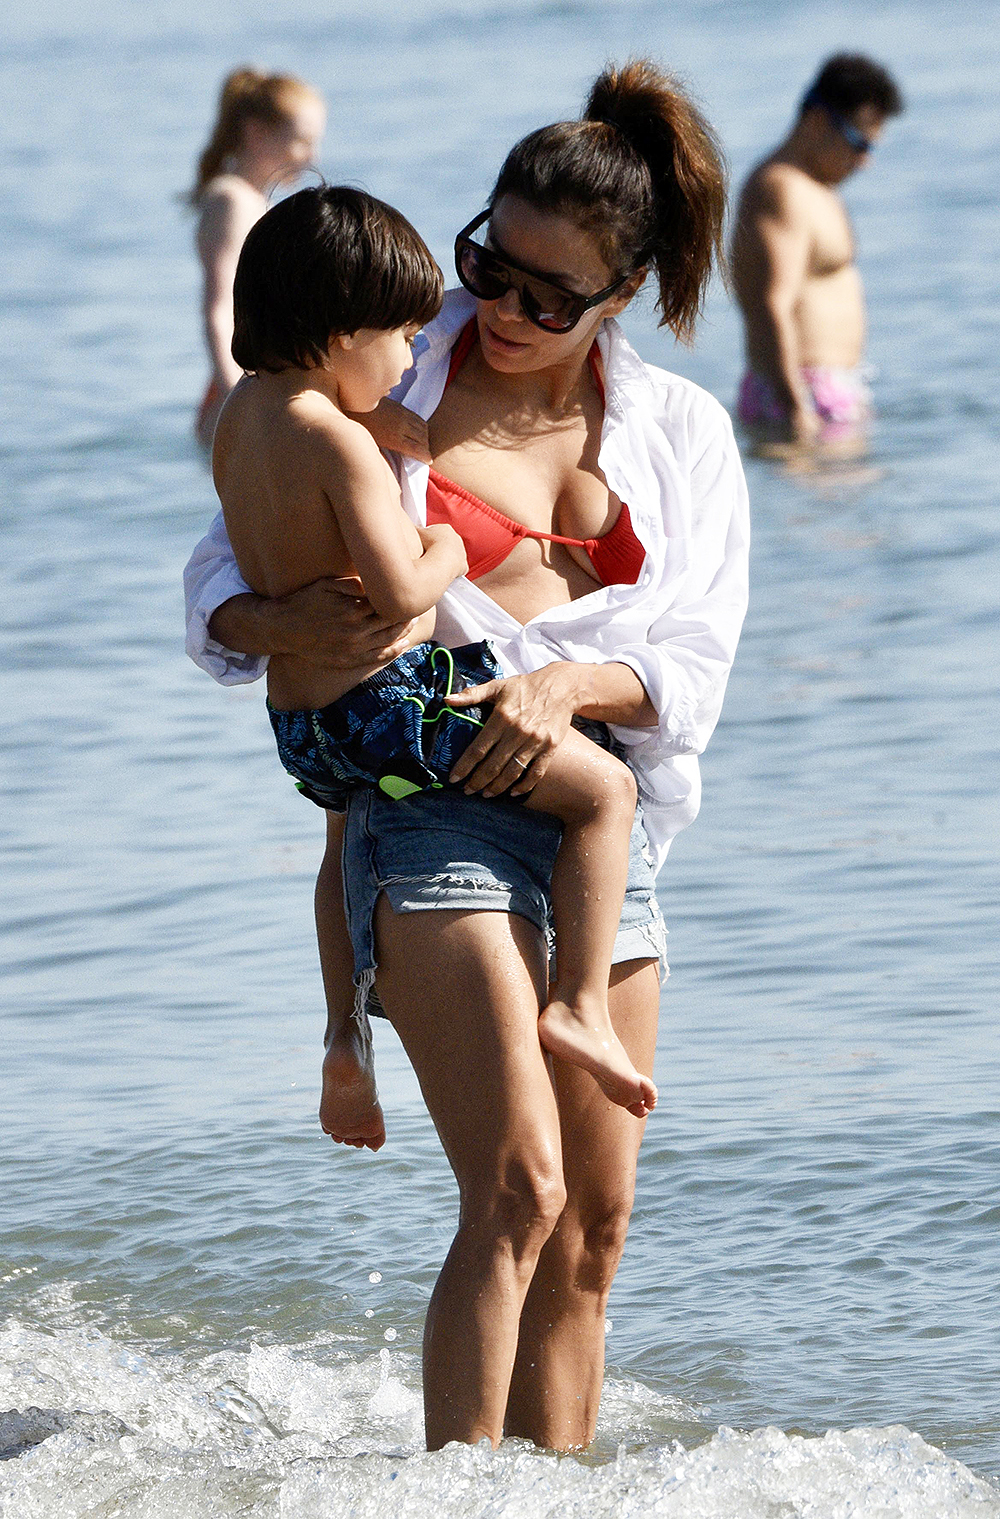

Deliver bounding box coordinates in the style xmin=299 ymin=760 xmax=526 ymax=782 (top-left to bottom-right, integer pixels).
xmin=183 ymin=290 xmax=750 ymax=872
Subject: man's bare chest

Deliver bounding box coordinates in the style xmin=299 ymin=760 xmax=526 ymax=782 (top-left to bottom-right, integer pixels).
xmin=808 ymin=192 xmax=855 ymax=276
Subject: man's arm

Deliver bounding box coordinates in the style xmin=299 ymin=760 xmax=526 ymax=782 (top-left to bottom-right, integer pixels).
xmin=732 ymin=169 xmax=819 ymax=442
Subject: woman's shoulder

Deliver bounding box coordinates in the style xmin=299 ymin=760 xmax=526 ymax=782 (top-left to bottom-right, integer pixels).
xmin=199 ymin=172 xmax=263 ymax=203
xmin=197 ymin=175 xmax=266 ymax=223
xmin=196 ymin=176 xmax=267 ymax=250
xmin=617 ymin=356 xmax=735 ymax=460
xmin=646 ymin=365 xmax=735 ymax=445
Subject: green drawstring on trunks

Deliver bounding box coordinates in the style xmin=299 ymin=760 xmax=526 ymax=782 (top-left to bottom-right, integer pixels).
xmin=377 ymin=645 xmax=486 ymax=800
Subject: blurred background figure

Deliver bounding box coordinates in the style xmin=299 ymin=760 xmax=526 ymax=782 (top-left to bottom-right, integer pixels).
xmin=731 ymin=53 xmax=903 ymax=457
xmin=188 ymin=68 xmax=326 ymax=448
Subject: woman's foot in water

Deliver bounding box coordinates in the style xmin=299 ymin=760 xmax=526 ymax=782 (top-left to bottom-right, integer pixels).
xmin=538 ymin=995 xmax=657 ymax=1118
xmin=320 ymin=1014 xmax=386 ymax=1151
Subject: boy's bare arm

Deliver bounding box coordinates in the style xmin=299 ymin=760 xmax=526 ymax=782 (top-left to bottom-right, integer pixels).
xmin=318 ymin=414 xmax=467 ymax=622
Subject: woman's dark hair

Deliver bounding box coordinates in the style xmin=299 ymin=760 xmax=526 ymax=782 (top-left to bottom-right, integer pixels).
xmin=489 ymin=59 xmax=727 ymax=344
xmin=232 ymin=186 xmax=443 ymax=373
xmin=801 ymin=54 xmax=904 ymax=119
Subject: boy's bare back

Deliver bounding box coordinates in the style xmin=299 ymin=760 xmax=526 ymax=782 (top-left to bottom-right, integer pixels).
xmin=213 ymin=375 xmax=435 ymax=710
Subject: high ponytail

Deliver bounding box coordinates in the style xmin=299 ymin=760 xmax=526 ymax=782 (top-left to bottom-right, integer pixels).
xmin=187 ymin=67 xmax=321 ymax=204
xmin=490 ymin=59 xmax=727 ymax=343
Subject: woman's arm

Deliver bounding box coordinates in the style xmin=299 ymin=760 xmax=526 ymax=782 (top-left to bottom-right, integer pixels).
xmin=446 ymin=660 xmax=654 ymax=799
xmin=184 ymin=511 xmax=421 ymax=682
xmin=206 ymin=581 xmax=413 ymax=663
xmin=607 ymin=402 xmax=750 ymax=759
xmin=196 ymin=184 xmax=260 ymax=393
xmin=209 ymin=580 xmax=425 ymax=669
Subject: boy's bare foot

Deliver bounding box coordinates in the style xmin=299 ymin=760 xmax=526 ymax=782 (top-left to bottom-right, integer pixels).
xmin=538 ymin=998 xmax=657 ymax=1118
xmin=320 ymin=1014 xmax=386 ymax=1151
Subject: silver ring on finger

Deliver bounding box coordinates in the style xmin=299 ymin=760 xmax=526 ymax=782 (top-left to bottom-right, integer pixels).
xmin=510 ymin=755 xmax=531 ymax=770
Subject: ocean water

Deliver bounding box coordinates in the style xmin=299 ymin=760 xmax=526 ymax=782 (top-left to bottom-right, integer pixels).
xmin=3 ymin=0 xmax=1000 ymax=1514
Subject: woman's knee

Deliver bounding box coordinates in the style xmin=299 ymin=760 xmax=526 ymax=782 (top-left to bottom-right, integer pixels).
xmin=560 ymin=1191 xmax=635 ymax=1294
xmin=463 ymin=1152 xmax=568 ymax=1260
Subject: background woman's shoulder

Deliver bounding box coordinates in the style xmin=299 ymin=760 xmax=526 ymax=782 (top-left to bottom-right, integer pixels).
xmin=195 ymin=175 xmax=267 ymax=251
xmin=197 ymin=173 xmax=264 ymax=209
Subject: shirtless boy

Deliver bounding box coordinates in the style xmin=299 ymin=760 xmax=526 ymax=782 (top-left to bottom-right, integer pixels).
xmin=212 ymin=186 xmax=656 ymax=1146
xmin=731 ymin=53 xmax=904 ymax=452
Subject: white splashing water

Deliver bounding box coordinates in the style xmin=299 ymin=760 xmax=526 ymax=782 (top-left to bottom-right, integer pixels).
xmin=1 ymin=1309 xmax=997 ymax=1519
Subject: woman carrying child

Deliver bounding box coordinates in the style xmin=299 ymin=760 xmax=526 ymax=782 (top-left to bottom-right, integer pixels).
xmin=185 ymin=60 xmax=749 ymax=1454
xmin=215 ymin=184 xmax=657 ymax=1117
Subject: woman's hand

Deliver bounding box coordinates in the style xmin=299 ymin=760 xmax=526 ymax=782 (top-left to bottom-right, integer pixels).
xmin=276 ymin=577 xmax=420 ymax=666
xmin=446 ymin=663 xmax=586 ymax=798
xmin=348 ymin=397 xmax=432 ymax=463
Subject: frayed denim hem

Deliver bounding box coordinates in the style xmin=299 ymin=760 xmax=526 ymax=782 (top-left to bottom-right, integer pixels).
xmin=342 ymin=784 xmax=668 ymax=1019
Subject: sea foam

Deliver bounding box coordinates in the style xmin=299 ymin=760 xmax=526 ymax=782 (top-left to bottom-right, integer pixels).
xmin=1 ymin=1313 xmax=997 ymax=1519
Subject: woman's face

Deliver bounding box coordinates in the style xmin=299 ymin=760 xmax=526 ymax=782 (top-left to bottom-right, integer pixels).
xmin=474 ymin=194 xmax=642 ymax=375
xmin=245 ymin=97 xmax=327 ymax=184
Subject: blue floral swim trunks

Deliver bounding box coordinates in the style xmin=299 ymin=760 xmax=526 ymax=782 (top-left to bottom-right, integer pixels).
xmin=267 ymin=640 xmax=503 ymax=812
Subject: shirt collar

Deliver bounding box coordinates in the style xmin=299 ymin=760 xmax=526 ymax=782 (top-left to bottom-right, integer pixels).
xmin=595 ymin=318 xmax=658 ymax=418
xmin=417 ymin=288 xmax=477 ymax=363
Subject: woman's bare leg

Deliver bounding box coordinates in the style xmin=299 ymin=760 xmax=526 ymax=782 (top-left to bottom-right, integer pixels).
xmin=373 ymin=898 xmax=567 ymax=1449
xmin=523 ymin=733 xmax=656 ymax=1117
xmin=315 ymin=811 xmax=385 ymax=1150
xmin=504 ymin=958 xmax=661 ymax=1450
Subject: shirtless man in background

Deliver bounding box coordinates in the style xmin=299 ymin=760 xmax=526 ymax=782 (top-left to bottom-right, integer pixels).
xmin=732 ymin=54 xmax=903 ymax=453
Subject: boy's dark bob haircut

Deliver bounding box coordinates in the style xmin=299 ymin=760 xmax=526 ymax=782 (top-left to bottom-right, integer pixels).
xmin=232 ymin=185 xmax=443 ymax=373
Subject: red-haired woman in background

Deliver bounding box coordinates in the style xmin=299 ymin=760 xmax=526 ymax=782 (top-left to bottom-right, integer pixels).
xmin=188 ymin=68 xmax=326 ymax=447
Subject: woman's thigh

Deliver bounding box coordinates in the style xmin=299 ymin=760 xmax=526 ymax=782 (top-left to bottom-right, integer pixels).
xmin=372 ymin=899 xmax=565 ymax=1203
xmin=341 ymin=785 xmax=667 ymax=1010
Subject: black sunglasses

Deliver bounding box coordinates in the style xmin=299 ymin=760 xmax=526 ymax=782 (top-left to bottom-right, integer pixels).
xmin=454 ymin=210 xmax=630 ymax=333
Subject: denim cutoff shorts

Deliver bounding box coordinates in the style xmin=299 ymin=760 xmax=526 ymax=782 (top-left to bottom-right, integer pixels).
xmin=341 ymin=720 xmax=668 ymax=1017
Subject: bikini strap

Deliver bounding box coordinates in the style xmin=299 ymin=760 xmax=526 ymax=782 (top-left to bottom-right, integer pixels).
xmin=587 ymin=344 xmax=605 ymax=407
xmin=445 ymin=319 xmax=479 ymax=387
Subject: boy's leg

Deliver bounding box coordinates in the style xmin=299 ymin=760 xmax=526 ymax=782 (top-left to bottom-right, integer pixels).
xmin=522 ymin=732 xmax=656 ymax=1118
xmin=316 ymin=810 xmax=386 ymax=1150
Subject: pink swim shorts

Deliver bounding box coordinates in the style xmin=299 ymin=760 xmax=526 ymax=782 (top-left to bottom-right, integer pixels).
xmin=736 ymin=367 xmax=872 ymax=442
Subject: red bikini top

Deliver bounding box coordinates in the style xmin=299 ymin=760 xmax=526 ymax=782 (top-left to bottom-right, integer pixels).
xmin=425 ymin=321 xmax=645 ymax=586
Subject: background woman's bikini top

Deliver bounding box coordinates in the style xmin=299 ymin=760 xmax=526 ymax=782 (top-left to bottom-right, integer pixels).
xmin=425 ymin=321 xmax=645 ymax=586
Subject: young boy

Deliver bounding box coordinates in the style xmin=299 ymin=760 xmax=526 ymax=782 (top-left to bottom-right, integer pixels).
xmin=213 ymin=186 xmax=656 ymax=1143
